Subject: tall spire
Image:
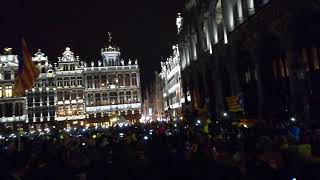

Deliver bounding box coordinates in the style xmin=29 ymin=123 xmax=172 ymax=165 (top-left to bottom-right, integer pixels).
xmin=107 ymin=32 xmax=112 ymax=44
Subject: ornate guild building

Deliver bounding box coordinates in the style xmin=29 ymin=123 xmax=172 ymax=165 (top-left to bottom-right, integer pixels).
xmin=160 ymin=45 xmax=185 ymax=118
xmin=26 ymin=50 xmax=56 ymax=125
xmin=55 ymin=47 xmax=85 ymax=122
xmin=0 ymin=48 xmax=25 ymax=127
xmin=0 ymin=34 xmax=142 ymax=129
xmin=83 ymin=38 xmax=141 ymax=123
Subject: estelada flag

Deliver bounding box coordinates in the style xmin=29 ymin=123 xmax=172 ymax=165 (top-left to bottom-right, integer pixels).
xmin=13 ymin=38 xmax=40 ymax=96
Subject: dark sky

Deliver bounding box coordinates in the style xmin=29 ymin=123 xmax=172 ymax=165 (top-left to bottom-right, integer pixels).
xmin=0 ymin=0 xmax=184 ymax=88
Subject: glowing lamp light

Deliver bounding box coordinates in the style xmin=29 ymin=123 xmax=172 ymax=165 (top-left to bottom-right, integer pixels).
xmin=144 ymin=136 xmax=148 ymax=140
xmin=92 ymin=134 xmax=97 ymax=139
xmin=290 ymin=117 xmax=296 ymax=122
xmin=197 ymin=120 xmax=201 ymax=124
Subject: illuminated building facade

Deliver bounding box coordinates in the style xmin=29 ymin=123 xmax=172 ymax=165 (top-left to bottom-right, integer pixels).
xmin=160 ymin=45 xmax=184 ymax=118
xmin=0 ymin=35 xmax=142 ymax=127
xmin=83 ymin=40 xmax=141 ymax=122
xmin=0 ymin=48 xmax=26 ymax=125
xmin=26 ymin=50 xmax=56 ymax=125
xmin=178 ymin=0 xmax=320 ymax=122
xmin=55 ymin=47 xmax=85 ymax=121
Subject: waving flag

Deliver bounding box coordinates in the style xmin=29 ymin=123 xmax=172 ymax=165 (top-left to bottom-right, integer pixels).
xmin=226 ymin=93 xmax=244 ymax=112
xmin=13 ymin=38 xmax=40 ymax=96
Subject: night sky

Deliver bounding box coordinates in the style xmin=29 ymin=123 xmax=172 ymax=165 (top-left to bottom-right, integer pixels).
xmin=0 ymin=0 xmax=184 ymax=88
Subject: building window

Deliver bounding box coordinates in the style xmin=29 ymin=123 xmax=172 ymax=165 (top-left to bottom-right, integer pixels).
xmin=70 ymin=77 xmax=76 ymax=86
xmin=27 ymin=95 xmax=33 ymax=107
xmin=95 ymin=93 xmax=101 ymax=106
xmin=63 ymin=64 xmax=69 ymax=71
xmin=125 ymin=74 xmax=130 ymax=86
xmin=110 ymin=92 xmax=117 ymax=104
xmin=42 ymin=79 xmax=47 ymax=87
xmin=77 ymin=105 xmax=84 ymax=115
xmin=48 ymin=78 xmax=54 ymax=86
xmin=72 ymin=105 xmax=77 ymax=115
xmin=87 ymin=76 xmax=93 ymax=88
xmin=119 ymin=92 xmax=125 ymax=104
xmin=101 ymin=75 xmax=107 ymax=87
xmin=57 ymin=78 xmax=63 ymax=87
xmin=70 ymin=64 xmax=75 ymax=71
xmin=133 ymin=91 xmax=138 ymax=103
xmin=108 ymin=74 xmax=116 ymax=85
xmin=94 ymin=75 xmax=100 ymax=88
xmin=77 ymin=90 xmax=83 ymax=99
xmin=87 ymin=94 xmax=94 ymax=106
xmin=102 ymin=93 xmax=108 ymax=105
xmin=57 ymin=106 xmax=65 ymax=116
xmin=71 ymin=90 xmax=76 ymax=100
xmin=77 ymin=77 xmax=82 ymax=86
xmin=4 ymin=71 xmax=11 ymax=80
xmin=126 ymin=91 xmax=131 ymax=103
xmin=58 ymin=91 xmax=63 ymax=101
xmin=64 ymin=91 xmax=70 ymax=100
xmin=131 ymin=73 xmax=137 ymax=86
xmin=63 ymin=77 xmax=69 ymax=87
xmin=5 ymin=86 xmax=12 ymax=97
xmin=0 ymin=87 xmax=2 ymax=98
xmin=49 ymin=92 xmax=54 ymax=104
xmin=118 ymin=74 xmax=124 ymax=86
xmin=41 ymin=92 xmax=47 ymax=105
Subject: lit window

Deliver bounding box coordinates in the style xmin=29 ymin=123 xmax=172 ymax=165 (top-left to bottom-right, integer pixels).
xmin=133 ymin=91 xmax=138 ymax=102
xmin=126 ymin=91 xmax=131 ymax=103
xmin=0 ymin=87 xmax=2 ymax=98
xmin=131 ymin=73 xmax=137 ymax=86
xmin=87 ymin=76 xmax=93 ymax=88
xmin=5 ymin=86 xmax=12 ymax=97
xmin=119 ymin=92 xmax=125 ymax=104
xmin=125 ymin=74 xmax=130 ymax=86
xmin=110 ymin=92 xmax=118 ymax=104
xmin=94 ymin=75 xmax=100 ymax=88
xmin=77 ymin=77 xmax=82 ymax=86
xmin=102 ymin=93 xmax=108 ymax=105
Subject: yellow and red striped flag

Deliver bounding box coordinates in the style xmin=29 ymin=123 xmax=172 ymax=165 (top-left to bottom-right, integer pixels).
xmin=13 ymin=38 xmax=40 ymax=96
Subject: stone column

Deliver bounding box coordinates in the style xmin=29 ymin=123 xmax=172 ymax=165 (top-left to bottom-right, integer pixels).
xmin=237 ymin=0 xmax=244 ymax=23
xmin=247 ymin=0 xmax=255 ymax=15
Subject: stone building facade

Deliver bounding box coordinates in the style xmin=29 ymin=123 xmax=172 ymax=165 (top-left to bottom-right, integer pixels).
xmin=83 ymin=44 xmax=141 ymax=123
xmin=0 ymin=49 xmax=25 ymax=127
xmin=26 ymin=50 xmax=56 ymax=125
xmin=0 ymin=36 xmax=142 ymax=128
xmin=178 ymin=0 xmax=320 ymax=123
xmin=160 ymin=45 xmax=185 ymax=119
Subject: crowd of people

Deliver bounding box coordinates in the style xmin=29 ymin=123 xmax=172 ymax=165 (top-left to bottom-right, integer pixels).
xmin=0 ymin=117 xmax=320 ymax=180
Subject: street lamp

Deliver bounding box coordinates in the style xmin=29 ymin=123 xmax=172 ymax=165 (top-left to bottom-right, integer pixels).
xmin=223 ymin=112 xmax=228 ymax=117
